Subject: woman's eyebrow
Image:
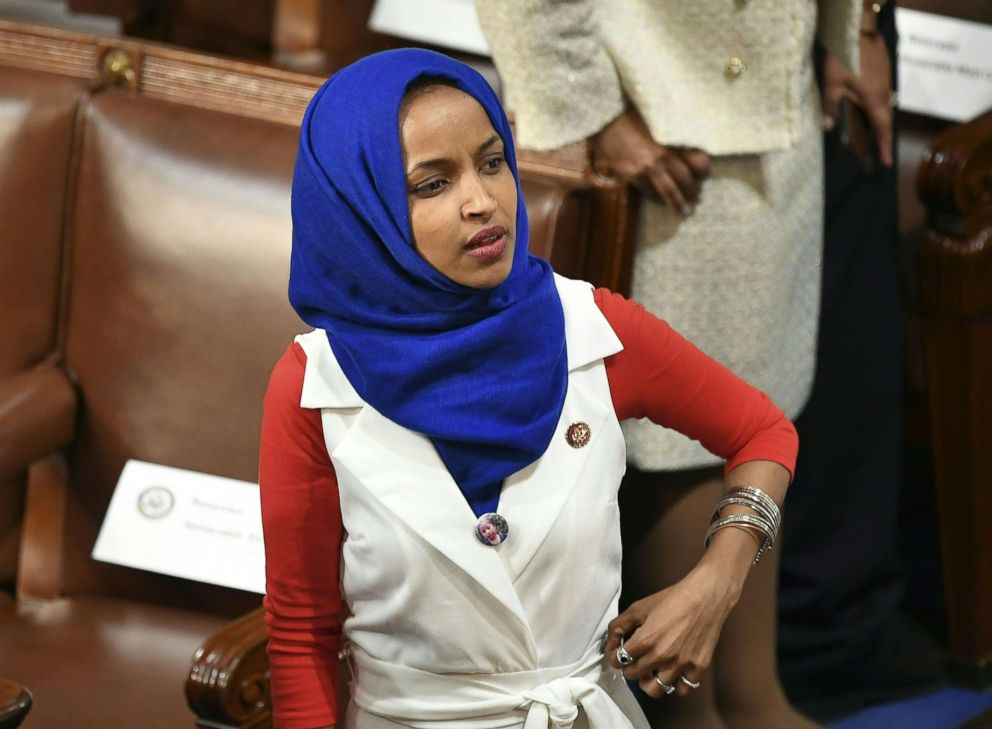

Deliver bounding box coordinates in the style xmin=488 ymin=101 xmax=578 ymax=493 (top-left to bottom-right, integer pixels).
xmin=477 ymin=134 xmax=502 ymax=154
xmin=407 ymin=155 xmax=448 ymax=175
xmin=406 ymin=134 xmax=503 ymax=176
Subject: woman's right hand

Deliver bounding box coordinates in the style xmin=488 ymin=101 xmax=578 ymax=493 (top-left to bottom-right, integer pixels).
xmin=604 ymin=556 xmax=741 ymax=699
xmin=590 ymin=106 xmax=710 ymax=216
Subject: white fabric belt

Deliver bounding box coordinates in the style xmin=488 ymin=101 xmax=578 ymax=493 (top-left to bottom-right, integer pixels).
xmin=350 ymin=643 xmax=638 ymax=729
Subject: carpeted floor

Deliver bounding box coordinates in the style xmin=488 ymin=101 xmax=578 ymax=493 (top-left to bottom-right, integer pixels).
xmin=830 ymin=688 xmax=992 ymax=729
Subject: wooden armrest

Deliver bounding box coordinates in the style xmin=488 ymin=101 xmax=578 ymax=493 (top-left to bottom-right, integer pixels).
xmin=0 ymin=366 xmax=77 ymax=481
xmin=916 ymin=108 xmax=992 ymax=666
xmin=187 ymin=607 xmax=272 ymax=729
xmin=0 ymin=679 xmax=32 ymax=729
xmin=187 ymin=607 xmax=352 ymax=729
xmin=917 ymin=108 xmax=992 ymax=225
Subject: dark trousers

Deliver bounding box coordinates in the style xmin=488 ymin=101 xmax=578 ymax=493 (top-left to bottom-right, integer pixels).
xmin=777 ymin=7 xmax=906 ymax=696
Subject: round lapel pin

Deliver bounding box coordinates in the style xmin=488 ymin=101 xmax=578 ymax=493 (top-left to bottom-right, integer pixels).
xmin=566 ymin=422 xmax=591 ymax=448
xmin=475 ymin=512 xmax=509 ymax=546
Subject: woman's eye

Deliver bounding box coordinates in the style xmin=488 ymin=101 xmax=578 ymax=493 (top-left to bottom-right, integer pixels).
xmin=412 ymin=178 xmax=448 ymax=197
xmin=482 ymin=155 xmax=505 ymax=173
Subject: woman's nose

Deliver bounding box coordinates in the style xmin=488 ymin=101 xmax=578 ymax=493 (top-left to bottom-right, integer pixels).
xmin=462 ymin=176 xmax=497 ymax=219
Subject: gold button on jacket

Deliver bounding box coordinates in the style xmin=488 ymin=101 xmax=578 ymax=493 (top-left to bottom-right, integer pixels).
xmin=475 ymin=0 xmax=860 ymax=155
xmin=726 ymin=56 xmax=747 ymax=77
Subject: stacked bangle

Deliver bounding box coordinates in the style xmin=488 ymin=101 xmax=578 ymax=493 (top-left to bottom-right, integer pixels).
xmin=704 ymin=486 xmax=781 ymax=565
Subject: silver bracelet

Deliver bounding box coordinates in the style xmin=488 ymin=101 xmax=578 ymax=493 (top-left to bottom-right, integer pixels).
xmin=727 ymin=486 xmax=781 ymax=524
xmin=704 ymin=515 xmax=775 ymax=564
xmin=723 ymin=486 xmax=782 ymax=536
xmin=711 ymin=496 xmax=779 ymax=530
xmin=715 ymin=495 xmax=781 ymax=537
xmin=705 ymin=513 xmax=775 ymax=544
xmin=705 ymin=486 xmax=782 ymax=565
xmin=727 ymin=486 xmax=780 ymax=515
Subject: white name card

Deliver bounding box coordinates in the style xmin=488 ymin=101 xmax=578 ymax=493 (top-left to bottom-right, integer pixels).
xmin=896 ymin=9 xmax=992 ymax=121
xmin=92 ymin=460 xmax=265 ymax=594
xmin=369 ymin=0 xmax=491 ymax=55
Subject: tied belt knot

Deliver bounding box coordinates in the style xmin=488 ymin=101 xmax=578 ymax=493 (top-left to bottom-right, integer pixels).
xmin=350 ymin=642 xmax=640 ymax=728
xmin=521 ymin=676 xmax=598 ymax=728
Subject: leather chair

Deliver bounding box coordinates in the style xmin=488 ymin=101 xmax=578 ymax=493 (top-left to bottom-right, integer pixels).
xmin=0 ymin=19 xmax=635 ymax=728
xmin=0 ymin=63 xmax=90 ymax=608
xmin=0 ymin=68 xmax=306 ymax=729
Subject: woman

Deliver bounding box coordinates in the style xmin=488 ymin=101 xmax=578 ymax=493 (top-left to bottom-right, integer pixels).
xmin=260 ymin=48 xmax=797 ymax=729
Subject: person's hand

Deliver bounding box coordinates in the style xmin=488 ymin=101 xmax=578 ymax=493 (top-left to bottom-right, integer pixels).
xmin=821 ymin=35 xmax=894 ymax=167
xmin=590 ymin=106 xmax=711 ymax=216
xmin=603 ymin=560 xmax=741 ymax=698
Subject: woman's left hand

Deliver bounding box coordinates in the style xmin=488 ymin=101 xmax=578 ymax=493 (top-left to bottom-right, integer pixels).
xmin=821 ymin=36 xmax=894 ymax=167
xmin=604 ymin=561 xmax=742 ymax=698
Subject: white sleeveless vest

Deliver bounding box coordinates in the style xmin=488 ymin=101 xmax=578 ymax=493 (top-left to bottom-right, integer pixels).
xmin=296 ymin=275 xmax=650 ymax=729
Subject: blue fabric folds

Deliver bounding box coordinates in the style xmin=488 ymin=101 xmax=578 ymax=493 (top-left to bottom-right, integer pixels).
xmin=288 ymin=49 xmax=567 ymax=516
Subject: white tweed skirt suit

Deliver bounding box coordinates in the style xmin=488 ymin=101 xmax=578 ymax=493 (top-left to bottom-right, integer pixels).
xmin=476 ymin=0 xmax=860 ymax=469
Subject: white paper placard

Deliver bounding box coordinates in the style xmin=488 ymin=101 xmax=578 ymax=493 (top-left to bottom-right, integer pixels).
xmin=369 ymin=0 xmax=491 ymax=56
xmin=92 ymin=460 xmax=265 ymax=594
xmin=896 ymin=9 xmax=992 ymax=121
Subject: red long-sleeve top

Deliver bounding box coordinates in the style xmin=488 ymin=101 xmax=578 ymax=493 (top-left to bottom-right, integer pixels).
xmin=259 ymin=289 xmax=798 ymax=729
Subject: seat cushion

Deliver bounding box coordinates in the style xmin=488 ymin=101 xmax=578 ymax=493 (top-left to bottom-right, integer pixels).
xmin=0 ymin=596 xmax=233 ymax=728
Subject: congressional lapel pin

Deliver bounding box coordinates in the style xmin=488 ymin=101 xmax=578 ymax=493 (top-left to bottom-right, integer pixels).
xmin=566 ymin=422 xmax=591 ymax=448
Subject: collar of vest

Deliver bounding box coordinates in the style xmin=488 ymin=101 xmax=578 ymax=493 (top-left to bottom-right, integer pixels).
xmin=296 ymin=274 xmax=623 ymax=410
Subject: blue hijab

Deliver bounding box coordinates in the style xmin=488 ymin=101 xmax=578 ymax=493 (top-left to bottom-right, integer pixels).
xmin=289 ymin=49 xmax=567 ymax=517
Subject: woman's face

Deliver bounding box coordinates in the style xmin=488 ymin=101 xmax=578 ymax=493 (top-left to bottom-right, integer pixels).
xmin=401 ymin=85 xmax=517 ymax=289
xmin=479 ymin=521 xmax=499 ymax=544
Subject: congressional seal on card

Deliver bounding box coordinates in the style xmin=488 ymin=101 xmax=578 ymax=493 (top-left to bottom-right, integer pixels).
xmin=92 ymin=459 xmax=265 ymax=593
xmin=137 ymin=486 xmax=175 ymax=519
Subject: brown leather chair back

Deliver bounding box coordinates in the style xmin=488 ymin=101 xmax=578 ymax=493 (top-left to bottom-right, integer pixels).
xmin=55 ymin=88 xmax=303 ymax=615
xmin=0 ymin=67 xmax=76 ymax=375
xmin=0 ymin=67 xmax=87 ymax=591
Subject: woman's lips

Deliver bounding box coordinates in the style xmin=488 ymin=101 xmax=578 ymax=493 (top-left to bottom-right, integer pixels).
xmin=465 ymin=226 xmax=508 ymax=261
xmin=465 ymin=235 xmax=507 ymax=260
